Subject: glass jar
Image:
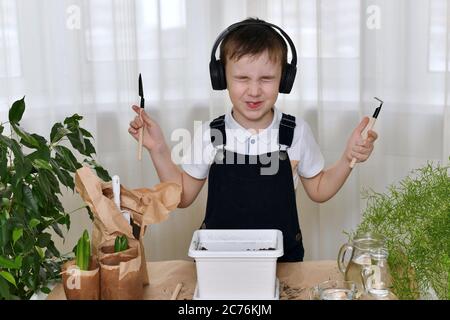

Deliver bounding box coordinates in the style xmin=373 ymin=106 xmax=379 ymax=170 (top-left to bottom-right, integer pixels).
xmin=360 ymin=248 xmax=398 ymax=300
xmin=337 ymin=232 xmax=386 ymax=288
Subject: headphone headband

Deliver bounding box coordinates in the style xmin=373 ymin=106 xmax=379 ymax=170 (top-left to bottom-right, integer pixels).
xmin=209 ymin=19 xmax=298 ymax=93
xmin=210 ymin=20 xmax=297 ymax=68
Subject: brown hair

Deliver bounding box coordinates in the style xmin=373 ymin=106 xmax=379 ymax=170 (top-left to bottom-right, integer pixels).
xmin=220 ymin=18 xmax=288 ymax=68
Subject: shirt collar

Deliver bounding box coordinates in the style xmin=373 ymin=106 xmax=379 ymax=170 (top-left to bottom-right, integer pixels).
xmin=225 ymin=107 xmax=281 ymax=144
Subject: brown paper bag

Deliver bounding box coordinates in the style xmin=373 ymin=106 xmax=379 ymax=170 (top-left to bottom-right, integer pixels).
xmin=74 ymin=166 xmax=182 ymax=286
xmin=98 ymin=238 xmax=144 ymax=300
xmin=61 ymin=256 xmax=100 ymax=300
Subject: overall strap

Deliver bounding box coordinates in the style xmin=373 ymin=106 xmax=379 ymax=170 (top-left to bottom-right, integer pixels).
xmin=209 ymin=115 xmax=226 ymax=147
xmin=278 ymin=113 xmax=296 ymax=149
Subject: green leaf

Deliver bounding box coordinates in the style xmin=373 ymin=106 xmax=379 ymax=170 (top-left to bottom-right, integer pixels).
xmin=86 ymin=206 xmax=94 ymax=221
xmin=50 ymin=123 xmax=69 ymax=144
xmin=31 ymin=133 xmax=48 ymax=147
xmin=54 ymin=146 xmax=81 ymax=172
xmin=37 ymin=233 xmax=51 ymax=248
xmin=0 ymin=124 xmax=3 ymax=135
xmin=45 ymin=242 xmax=60 ymax=258
xmin=95 ymin=165 xmax=111 ymax=182
xmin=42 ymin=169 xmax=61 ymax=195
xmin=20 ymin=133 xmax=48 ymax=150
xmin=63 ymin=214 xmax=71 ymax=230
xmin=8 ymin=139 xmax=25 ymax=185
xmin=0 ymin=256 xmax=20 ymax=269
xmin=40 ymin=287 xmax=51 ymax=294
xmin=67 ymin=129 xmax=86 ymax=155
xmin=83 ymin=138 xmax=96 ymax=156
xmin=76 ymin=230 xmax=90 ymax=270
xmin=51 ymin=222 xmax=64 ymax=239
xmin=9 ymin=139 xmax=24 ymax=162
xmin=0 ymin=276 xmax=11 ymax=300
xmin=84 ymin=160 xmax=111 ymax=181
xmin=26 ymin=147 xmax=51 ymax=163
xmin=35 ymin=246 xmax=45 ymax=259
xmin=63 ymin=114 xmax=83 ymax=130
xmin=14 ymin=256 xmax=23 ymax=269
xmin=11 ymin=124 xmax=40 ymax=149
xmin=0 ymin=271 xmax=16 ymax=288
xmin=12 ymin=227 xmax=23 ymax=246
xmin=79 ymin=128 xmax=93 ymax=138
xmin=114 ymin=235 xmax=128 ymax=252
xmin=0 ymin=220 xmax=9 ymax=249
xmin=8 ymin=97 xmax=25 ymax=123
xmin=36 ymin=173 xmax=52 ymax=201
xmin=0 ymin=146 xmax=7 ymax=180
xmin=49 ymin=159 xmax=74 ymax=190
xmin=32 ymin=159 xmax=53 ymax=171
xmin=29 ymin=218 xmax=40 ymax=228
xmin=23 ymin=185 xmax=39 ymax=215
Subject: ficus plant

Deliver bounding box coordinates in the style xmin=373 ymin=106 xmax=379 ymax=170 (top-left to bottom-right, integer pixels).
xmin=0 ymin=97 xmax=111 ymax=300
xmin=114 ymin=235 xmax=128 ymax=253
xmin=75 ymin=230 xmax=90 ymax=271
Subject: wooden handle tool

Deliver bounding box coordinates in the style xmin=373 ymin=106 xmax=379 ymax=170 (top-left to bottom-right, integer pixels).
xmin=350 ymin=97 xmax=384 ymax=169
xmin=138 ymin=73 xmax=145 ymax=161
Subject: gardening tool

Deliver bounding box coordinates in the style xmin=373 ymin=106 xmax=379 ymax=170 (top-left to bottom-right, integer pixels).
xmin=138 ymin=73 xmax=145 ymax=161
xmin=112 ymin=175 xmax=131 ymax=225
xmin=350 ymin=97 xmax=384 ymax=168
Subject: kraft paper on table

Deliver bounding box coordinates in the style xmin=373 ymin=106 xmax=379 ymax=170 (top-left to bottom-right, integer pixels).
xmin=74 ymin=166 xmax=182 ymax=285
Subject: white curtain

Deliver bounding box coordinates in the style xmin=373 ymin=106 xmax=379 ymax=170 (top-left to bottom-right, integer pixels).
xmin=0 ymin=0 xmax=448 ymax=261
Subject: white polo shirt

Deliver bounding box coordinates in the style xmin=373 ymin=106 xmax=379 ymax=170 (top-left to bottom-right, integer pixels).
xmin=181 ymin=107 xmax=324 ymax=189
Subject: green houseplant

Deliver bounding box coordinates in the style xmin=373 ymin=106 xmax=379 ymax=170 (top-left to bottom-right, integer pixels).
xmin=62 ymin=229 xmax=100 ymax=300
xmin=0 ymin=97 xmax=111 ymax=300
xmin=76 ymin=230 xmax=91 ymax=271
xmin=352 ymin=159 xmax=449 ymax=300
xmin=114 ymin=235 xmax=128 ymax=253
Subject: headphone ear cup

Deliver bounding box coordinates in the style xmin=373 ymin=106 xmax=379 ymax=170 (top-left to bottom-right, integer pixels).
xmin=279 ymin=63 xmax=297 ymax=94
xmin=210 ymin=59 xmax=227 ymax=90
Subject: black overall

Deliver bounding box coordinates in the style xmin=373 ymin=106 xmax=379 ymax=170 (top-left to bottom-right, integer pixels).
xmin=202 ymin=112 xmax=305 ymax=262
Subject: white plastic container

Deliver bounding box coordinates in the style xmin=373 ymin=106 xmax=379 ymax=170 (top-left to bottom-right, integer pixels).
xmin=188 ymin=229 xmax=283 ymax=300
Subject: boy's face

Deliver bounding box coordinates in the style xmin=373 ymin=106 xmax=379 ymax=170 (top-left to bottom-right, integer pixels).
xmin=225 ymin=50 xmax=282 ymax=128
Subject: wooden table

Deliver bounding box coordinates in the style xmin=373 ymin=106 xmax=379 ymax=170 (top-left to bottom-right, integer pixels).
xmin=47 ymin=260 xmax=342 ymax=300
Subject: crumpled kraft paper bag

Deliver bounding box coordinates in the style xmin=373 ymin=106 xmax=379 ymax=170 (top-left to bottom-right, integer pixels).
xmin=74 ymin=166 xmax=182 ymax=285
xmin=98 ymin=238 xmax=143 ymax=300
xmin=61 ymin=256 xmax=100 ymax=300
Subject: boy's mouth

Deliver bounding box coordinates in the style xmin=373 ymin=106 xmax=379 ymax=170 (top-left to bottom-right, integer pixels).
xmin=246 ymin=101 xmax=263 ymax=109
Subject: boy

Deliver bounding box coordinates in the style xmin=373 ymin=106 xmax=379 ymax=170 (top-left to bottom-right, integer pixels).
xmin=128 ymin=18 xmax=378 ymax=262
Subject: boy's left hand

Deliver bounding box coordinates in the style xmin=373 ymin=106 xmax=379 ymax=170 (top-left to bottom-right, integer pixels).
xmin=344 ymin=117 xmax=378 ymax=165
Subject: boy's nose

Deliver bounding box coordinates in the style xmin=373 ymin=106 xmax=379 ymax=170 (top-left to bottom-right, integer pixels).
xmin=247 ymin=81 xmax=261 ymax=97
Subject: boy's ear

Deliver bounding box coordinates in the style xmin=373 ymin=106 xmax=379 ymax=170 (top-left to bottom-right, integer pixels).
xmin=210 ymin=59 xmax=227 ymax=90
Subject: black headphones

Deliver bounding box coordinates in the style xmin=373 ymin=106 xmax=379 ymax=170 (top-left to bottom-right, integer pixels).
xmin=209 ymin=19 xmax=298 ymax=94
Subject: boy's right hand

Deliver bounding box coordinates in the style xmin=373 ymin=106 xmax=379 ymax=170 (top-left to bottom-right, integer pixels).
xmin=128 ymin=105 xmax=166 ymax=153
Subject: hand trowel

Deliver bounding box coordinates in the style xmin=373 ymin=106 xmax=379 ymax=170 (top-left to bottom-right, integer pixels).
xmin=112 ymin=175 xmax=141 ymax=239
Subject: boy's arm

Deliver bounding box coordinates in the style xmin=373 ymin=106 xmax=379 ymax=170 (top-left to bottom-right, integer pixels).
xmin=300 ymin=117 xmax=378 ymax=203
xmin=149 ymin=144 xmax=206 ymax=208
xmin=129 ymin=105 xmax=206 ymax=208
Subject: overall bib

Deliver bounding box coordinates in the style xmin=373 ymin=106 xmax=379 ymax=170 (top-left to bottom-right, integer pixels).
xmin=201 ymin=112 xmax=305 ymax=262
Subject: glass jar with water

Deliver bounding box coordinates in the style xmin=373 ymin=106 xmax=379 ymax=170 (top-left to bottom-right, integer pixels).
xmin=337 ymin=233 xmax=391 ymax=287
